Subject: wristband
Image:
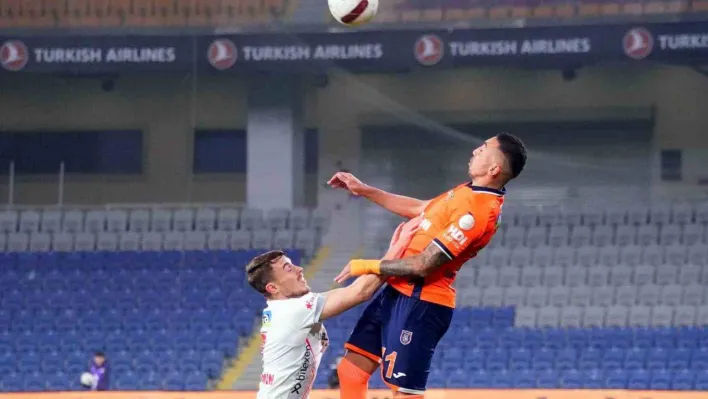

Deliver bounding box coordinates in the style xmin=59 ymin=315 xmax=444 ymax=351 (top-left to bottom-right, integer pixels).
xmin=349 ymin=259 xmax=382 ymax=276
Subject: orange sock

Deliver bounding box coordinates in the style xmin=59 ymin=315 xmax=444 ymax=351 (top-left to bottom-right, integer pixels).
xmin=337 ymin=358 xmax=371 ymax=399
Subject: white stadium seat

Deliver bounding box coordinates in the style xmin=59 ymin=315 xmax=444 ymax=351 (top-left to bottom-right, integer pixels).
xmin=537 ymin=307 xmax=560 ymax=328
xmin=459 ymin=288 xmax=482 ymax=307
xmin=184 ymin=231 xmax=207 ymax=250
xmin=615 ymin=285 xmax=637 ymax=306
xmin=560 ymin=204 xmax=582 ymax=226
xmin=582 ymin=306 xmax=605 ymax=328
xmin=498 ymin=266 xmax=519 ymax=287
xmin=295 ymin=230 xmax=317 ymax=257
xmin=560 ymin=306 xmax=582 ymax=328
xmin=683 ymin=284 xmax=705 ymax=306
xmin=503 ymin=286 xmax=525 ymax=307
xmin=516 ymin=207 xmax=538 ymax=228
xmin=582 ymin=205 xmax=603 ymax=226
xmin=655 ymin=265 xmax=677 ymax=285
xmin=591 ymin=286 xmax=615 ymax=307
xmin=289 ymin=208 xmax=310 ymax=230
xmin=52 ymin=233 xmax=74 ymax=252
xmin=526 ymin=226 xmax=547 ymax=248
xmin=696 ymin=203 xmax=708 ymax=224
xmin=40 ymin=210 xmax=62 ymax=233
xmin=688 ymin=245 xmax=708 ymax=265
xmin=7 ymin=233 xmax=29 ymax=252
xmin=570 ymin=286 xmax=591 ymax=306
xmin=476 ymin=267 xmax=498 ymax=288
xmin=509 ymin=247 xmax=531 ymax=267
xmin=504 ymin=226 xmax=526 ymax=249
xmin=683 ymin=224 xmax=704 ymax=246
xmin=674 ymin=305 xmax=697 ymax=326
xmin=62 ymin=210 xmax=84 ymax=233
xmin=554 ymin=247 xmax=575 ymax=267
xmin=195 ymin=208 xmax=217 ymax=231
xmin=206 ymin=231 xmax=229 ymax=250
xmin=266 ymin=209 xmax=289 ymax=230
xmin=96 ymin=232 xmax=118 ymax=251
xmin=678 ymin=265 xmax=701 ymax=286
xmin=620 ymin=245 xmax=642 ymax=266
xmin=514 ymin=307 xmax=537 ymax=328
xmin=660 ymin=224 xmax=681 ymax=245
xmin=565 ymin=266 xmax=587 ymax=287
xmin=521 ymin=266 xmax=542 ymax=287
xmin=310 ymin=209 xmax=330 ymax=232
xmin=217 ymin=208 xmax=239 ymax=231
xmin=570 ymin=226 xmax=591 ymax=248
xmin=106 ymin=210 xmax=128 ymax=232
xmin=660 ymin=285 xmax=683 ymax=306
xmin=610 ymin=265 xmax=633 ymax=287
xmin=252 ymin=229 xmax=273 ymax=250
xmin=74 ymin=233 xmax=96 ymax=252
xmin=641 ymin=245 xmax=663 ymax=266
xmin=239 ymin=208 xmax=263 ymax=231
xmin=487 ymin=248 xmax=509 ymax=267
xmin=128 ymin=209 xmax=150 ymax=232
xmin=633 ymin=265 xmax=655 ymax=286
xmin=548 ymin=225 xmax=569 ymax=247
xmin=628 ymin=306 xmax=651 ymax=326
xmin=650 ymin=204 xmax=671 ymax=225
xmin=532 ymin=246 xmax=554 ymax=266
xmin=548 ymin=286 xmax=570 ymax=306
xmin=150 ymin=209 xmax=172 ymax=232
xmin=84 ymin=210 xmax=106 ymax=233
xmin=696 ymin=305 xmax=708 ymax=326
xmin=19 ymin=210 xmax=40 ymax=233
xmin=651 ymin=306 xmax=673 ymax=327
xmin=118 ymin=232 xmax=140 ymax=251
xmin=598 ymin=246 xmax=620 ymax=267
xmin=605 ymin=206 xmax=627 ymax=225
xmin=29 ymin=232 xmax=51 ymax=252
xmin=173 ymin=208 xmax=195 ymax=232
xmin=628 ymin=205 xmax=649 ymax=225
xmin=587 ymin=266 xmax=610 ymax=287
xmin=542 ymin=266 xmax=564 ymax=287
xmin=273 ymin=230 xmax=295 ymax=249
xmin=616 ymin=225 xmax=636 ymax=246
xmin=0 ymin=210 xmax=18 ymax=233
xmin=606 ymin=306 xmax=629 ymax=327
xmin=576 ymin=246 xmax=597 ymax=267
xmin=637 ymin=224 xmax=659 ymax=246
xmin=638 ymin=284 xmax=660 ymax=305
xmin=141 ymin=232 xmax=163 ymax=251
xmin=525 ymin=287 xmax=547 ymax=307
xmin=230 ymin=230 xmax=252 ymax=250
xmin=482 ymin=287 xmax=504 ymax=307
xmin=672 ymin=203 xmax=693 ymax=224
xmin=665 ymin=244 xmax=687 ymax=266
xmin=538 ymin=205 xmax=561 ymax=226
xmin=163 ymin=232 xmax=185 ymax=251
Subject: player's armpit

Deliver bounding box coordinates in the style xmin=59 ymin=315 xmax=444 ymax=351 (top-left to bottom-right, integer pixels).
xmin=318 ymin=275 xmax=385 ymax=322
xmin=376 ymin=243 xmax=448 ymax=278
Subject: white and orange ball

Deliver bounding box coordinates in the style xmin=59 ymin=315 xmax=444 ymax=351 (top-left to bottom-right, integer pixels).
xmin=328 ymin=0 xmax=379 ymax=26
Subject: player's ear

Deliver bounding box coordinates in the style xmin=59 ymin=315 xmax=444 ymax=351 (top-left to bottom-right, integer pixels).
xmin=265 ymin=282 xmax=279 ymax=296
xmin=489 ymin=163 xmax=501 ymax=177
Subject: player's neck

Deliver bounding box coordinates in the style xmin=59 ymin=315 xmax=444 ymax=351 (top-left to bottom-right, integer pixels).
xmin=471 ymin=177 xmax=505 ymax=190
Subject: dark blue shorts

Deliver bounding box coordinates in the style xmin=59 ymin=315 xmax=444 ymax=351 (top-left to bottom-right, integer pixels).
xmin=345 ymin=285 xmax=453 ymax=394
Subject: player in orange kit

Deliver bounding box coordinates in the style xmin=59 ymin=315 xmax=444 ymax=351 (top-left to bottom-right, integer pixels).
xmin=327 ymin=133 xmax=527 ymax=398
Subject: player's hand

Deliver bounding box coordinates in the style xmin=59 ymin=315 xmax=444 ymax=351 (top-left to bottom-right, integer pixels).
xmin=333 ymin=263 xmax=352 ymax=284
xmin=327 ymin=172 xmax=367 ymax=196
xmin=385 ymin=215 xmax=422 ymax=260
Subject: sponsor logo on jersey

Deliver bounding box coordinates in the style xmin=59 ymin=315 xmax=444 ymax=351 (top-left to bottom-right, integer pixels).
xmin=400 ymin=330 xmax=413 ymax=345
xmin=290 ymin=342 xmax=313 ymax=394
xmin=260 ymin=372 xmax=274 ymax=385
xmin=445 ymin=225 xmax=468 ymax=246
xmin=305 ymin=295 xmax=315 ymax=310
xmin=262 ymin=310 xmax=272 ymax=327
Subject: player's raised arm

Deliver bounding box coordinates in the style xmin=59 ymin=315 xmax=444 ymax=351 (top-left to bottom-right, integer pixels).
xmin=327 ymin=172 xmax=429 ymax=218
xmin=317 ymin=216 xmax=421 ymax=322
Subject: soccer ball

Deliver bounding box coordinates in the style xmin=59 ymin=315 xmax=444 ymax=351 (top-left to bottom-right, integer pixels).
xmin=328 ymin=0 xmax=379 ymax=26
xmin=80 ymin=372 xmax=94 ymax=387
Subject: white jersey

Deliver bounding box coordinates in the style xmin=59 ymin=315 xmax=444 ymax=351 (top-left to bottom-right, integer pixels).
xmin=258 ymin=292 xmax=329 ymax=399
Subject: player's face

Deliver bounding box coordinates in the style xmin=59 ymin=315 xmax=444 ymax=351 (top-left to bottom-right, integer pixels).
xmin=468 ymin=136 xmax=503 ymax=179
xmin=269 ymin=255 xmax=310 ymax=298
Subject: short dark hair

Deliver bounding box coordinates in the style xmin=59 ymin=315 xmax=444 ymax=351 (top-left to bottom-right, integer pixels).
xmin=496 ymin=133 xmax=527 ymax=179
xmin=246 ymin=250 xmax=284 ymax=296
xmin=94 ymin=351 xmax=106 ymax=358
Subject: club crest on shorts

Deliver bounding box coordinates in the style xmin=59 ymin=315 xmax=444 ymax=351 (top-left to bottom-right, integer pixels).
xmin=400 ymin=330 xmax=413 ymax=345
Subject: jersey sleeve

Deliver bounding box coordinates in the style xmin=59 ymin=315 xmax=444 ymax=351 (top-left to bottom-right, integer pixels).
xmin=289 ymin=292 xmax=327 ymax=329
xmin=432 ymin=196 xmax=488 ymax=260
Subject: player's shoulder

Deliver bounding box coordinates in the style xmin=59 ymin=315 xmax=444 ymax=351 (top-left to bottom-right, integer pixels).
xmin=273 ymin=292 xmax=321 ymax=310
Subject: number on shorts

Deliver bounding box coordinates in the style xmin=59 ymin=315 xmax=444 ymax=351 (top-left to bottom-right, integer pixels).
xmin=382 ymin=347 xmax=398 ymax=379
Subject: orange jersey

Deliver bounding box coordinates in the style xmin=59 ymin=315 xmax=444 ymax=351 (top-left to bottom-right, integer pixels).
xmin=387 ymin=183 xmax=505 ymax=308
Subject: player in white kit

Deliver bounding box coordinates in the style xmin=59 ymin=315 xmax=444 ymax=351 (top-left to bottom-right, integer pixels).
xmin=246 ymin=217 xmax=421 ymax=399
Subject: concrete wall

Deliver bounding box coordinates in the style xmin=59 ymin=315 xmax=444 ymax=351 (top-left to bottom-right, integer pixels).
xmin=1 ymin=64 xmax=707 ymax=206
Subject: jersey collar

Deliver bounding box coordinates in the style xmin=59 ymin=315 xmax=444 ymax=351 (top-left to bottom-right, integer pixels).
xmin=466 ymin=182 xmax=506 ymax=196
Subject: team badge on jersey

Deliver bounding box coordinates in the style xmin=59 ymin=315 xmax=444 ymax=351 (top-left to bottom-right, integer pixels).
xmin=400 ymin=330 xmax=413 ymax=345
xmin=262 ymin=310 xmax=272 ymax=327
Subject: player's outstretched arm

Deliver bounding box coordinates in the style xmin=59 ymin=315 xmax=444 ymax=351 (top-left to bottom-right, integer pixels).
xmin=334 ymin=243 xmax=447 ymax=283
xmin=327 ymin=172 xmax=429 ymax=218
xmin=318 ymin=216 xmax=421 ymax=322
